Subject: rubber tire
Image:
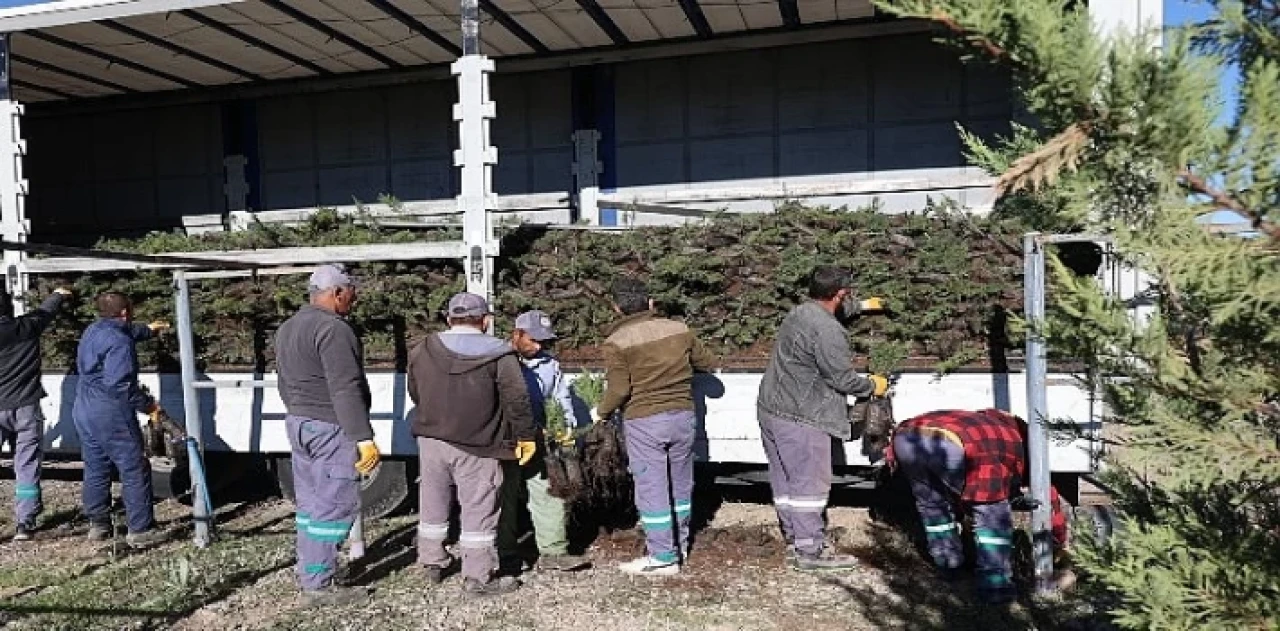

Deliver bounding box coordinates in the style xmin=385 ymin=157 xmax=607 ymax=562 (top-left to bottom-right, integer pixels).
xmin=274 ymin=457 xmax=410 ymax=519
xmin=1074 ymin=504 xmax=1121 ymax=546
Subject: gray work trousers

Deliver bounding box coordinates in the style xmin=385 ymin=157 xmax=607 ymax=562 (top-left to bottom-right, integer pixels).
xmin=760 ymin=413 xmax=836 ymax=556
xmin=0 ymin=404 xmax=44 ymax=525
xmin=892 ymin=429 xmax=1016 ymax=597
xmin=286 ymin=415 xmax=360 ymax=592
xmin=624 ymin=409 xmax=696 ymax=564
xmin=416 ymin=437 xmax=503 ymax=582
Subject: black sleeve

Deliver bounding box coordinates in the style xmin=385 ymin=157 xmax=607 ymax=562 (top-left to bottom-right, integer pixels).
xmin=12 ymin=293 xmax=66 ymax=341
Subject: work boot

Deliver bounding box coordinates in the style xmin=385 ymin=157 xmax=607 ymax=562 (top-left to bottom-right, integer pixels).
xmin=86 ymin=522 xmax=113 ymax=542
xmin=301 ymin=585 xmax=369 ymax=607
xmin=125 ymin=529 xmax=168 ymax=549
xmin=461 ymin=576 xmax=520 ymax=598
xmin=538 ymin=553 xmax=590 ymax=572
xmin=419 ymin=564 xmax=447 ymax=585
xmin=791 ymin=547 xmax=860 ymax=572
xmin=13 ymin=521 xmax=35 ymax=541
xmin=618 ymin=556 xmax=680 ymax=577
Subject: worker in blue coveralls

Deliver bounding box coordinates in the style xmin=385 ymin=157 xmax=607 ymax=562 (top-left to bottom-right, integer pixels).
xmin=497 ymin=310 xmax=591 ymax=572
xmin=73 ymin=291 xmax=171 ymax=549
xmin=0 ymin=286 xmax=71 ymax=541
xmin=275 ymin=264 xmax=380 ymax=607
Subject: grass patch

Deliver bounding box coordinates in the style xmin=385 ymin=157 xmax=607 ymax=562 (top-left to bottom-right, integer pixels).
xmin=0 ymin=532 xmax=292 ymax=630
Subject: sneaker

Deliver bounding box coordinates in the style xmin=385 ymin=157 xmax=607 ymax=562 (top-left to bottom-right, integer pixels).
xmin=461 ymin=576 xmax=520 ymax=597
xmin=13 ymin=521 xmax=35 ymax=541
xmin=87 ymin=522 xmax=113 ymax=542
xmin=124 ymin=529 xmax=168 ymax=549
xmin=301 ymin=585 xmax=370 ymax=607
xmin=791 ymin=547 xmax=860 ymax=572
xmin=618 ymin=556 xmax=680 ymax=577
xmin=538 ymin=553 xmax=590 ymax=572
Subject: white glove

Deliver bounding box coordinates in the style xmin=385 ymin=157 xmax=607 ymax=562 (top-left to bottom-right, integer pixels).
xmin=590 ymin=407 xmax=605 ymax=424
xmin=847 ymin=394 xmax=860 ymax=406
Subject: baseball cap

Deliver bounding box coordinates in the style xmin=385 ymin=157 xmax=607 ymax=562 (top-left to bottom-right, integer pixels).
xmin=308 ymin=264 xmax=354 ymax=291
xmin=515 ymin=310 xmax=556 ymax=341
xmin=447 ymin=292 xmax=492 ymax=318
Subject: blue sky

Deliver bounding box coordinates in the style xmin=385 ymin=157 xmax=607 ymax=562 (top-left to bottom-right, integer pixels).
xmin=1167 ymin=0 xmax=1242 ymax=115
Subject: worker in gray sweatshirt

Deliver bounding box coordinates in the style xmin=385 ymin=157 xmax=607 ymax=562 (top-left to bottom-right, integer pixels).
xmin=275 ymin=264 xmax=380 ymax=607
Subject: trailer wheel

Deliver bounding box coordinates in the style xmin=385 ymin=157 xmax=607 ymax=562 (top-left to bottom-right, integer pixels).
xmin=1074 ymin=504 xmax=1120 ymax=547
xmin=273 ymin=457 xmax=410 ymax=519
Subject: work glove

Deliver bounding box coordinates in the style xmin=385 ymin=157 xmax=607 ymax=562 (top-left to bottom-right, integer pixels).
xmin=589 ymin=407 xmax=606 ymax=424
xmin=148 ymin=321 xmax=171 ymax=333
xmin=53 ymin=287 xmax=72 ymax=296
xmin=553 ymin=427 xmax=577 ymax=446
xmin=355 ymin=440 xmax=380 ymax=475
xmin=515 ymin=440 xmax=537 ymax=466
xmin=859 ymin=297 xmax=886 ymax=312
xmin=868 ymin=374 xmax=890 ymax=397
xmin=148 ymin=405 xmax=164 ymax=427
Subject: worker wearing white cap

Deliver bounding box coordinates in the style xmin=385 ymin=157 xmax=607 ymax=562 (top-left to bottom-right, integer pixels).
xmin=275 ymin=264 xmax=379 ymax=607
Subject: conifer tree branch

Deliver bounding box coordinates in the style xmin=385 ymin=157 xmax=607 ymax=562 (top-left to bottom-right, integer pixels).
xmin=1178 ymin=169 xmax=1280 ymax=239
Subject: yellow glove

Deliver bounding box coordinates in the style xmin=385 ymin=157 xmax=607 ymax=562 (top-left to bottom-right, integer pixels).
xmin=869 ymin=374 xmax=890 ymax=397
xmin=355 ymin=440 xmax=380 ymax=475
xmin=148 ymin=321 xmax=171 ymax=333
xmin=515 ymin=440 xmax=537 ymax=466
xmin=53 ymin=287 xmax=73 ymax=296
xmin=859 ymin=297 xmax=886 ymax=312
xmin=554 ymin=428 xmax=576 ymax=446
xmin=148 ymin=406 xmax=163 ymax=427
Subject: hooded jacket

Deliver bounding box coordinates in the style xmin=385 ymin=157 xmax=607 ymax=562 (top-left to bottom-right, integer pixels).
xmin=407 ymin=328 xmax=535 ymax=460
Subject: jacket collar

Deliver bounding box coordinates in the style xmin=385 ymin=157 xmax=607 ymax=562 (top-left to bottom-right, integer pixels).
xmin=604 ymin=310 xmax=654 ymax=336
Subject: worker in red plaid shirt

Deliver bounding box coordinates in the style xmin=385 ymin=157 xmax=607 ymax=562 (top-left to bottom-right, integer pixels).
xmin=885 ymin=408 xmax=1067 ymax=604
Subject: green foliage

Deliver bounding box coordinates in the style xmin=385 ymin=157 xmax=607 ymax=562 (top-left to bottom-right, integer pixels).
xmin=32 ymin=205 xmax=1027 ymax=373
xmin=570 ymin=371 xmax=607 ymax=409
xmin=877 ymin=0 xmax=1280 ymax=627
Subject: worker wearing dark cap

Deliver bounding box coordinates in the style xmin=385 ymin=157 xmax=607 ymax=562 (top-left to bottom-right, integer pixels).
xmin=498 ymin=310 xmax=589 ymax=572
xmin=275 ymin=264 xmax=379 ymax=607
xmin=0 ymin=286 xmax=70 ymax=541
xmin=409 ymin=292 xmax=537 ymax=597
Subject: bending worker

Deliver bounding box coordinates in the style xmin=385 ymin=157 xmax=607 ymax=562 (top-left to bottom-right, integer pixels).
xmin=410 ymin=292 xmax=536 ymax=597
xmin=73 ymin=292 xmax=169 ymax=548
xmin=0 ymin=286 xmax=70 ymax=541
xmin=757 ymin=265 xmax=887 ymax=571
xmin=594 ymin=277 xmax=716 ymax=576
xmin=886 ymin=408 xmax=1068 ymax=605
xmin=499 ymin=310 xmax=589 ymax=572
xmin=276 ymin=264 xmax=380 ymax=607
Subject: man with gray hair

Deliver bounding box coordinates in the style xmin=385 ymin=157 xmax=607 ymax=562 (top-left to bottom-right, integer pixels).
xmin=275 ymin=264 xmax=379 ymax=607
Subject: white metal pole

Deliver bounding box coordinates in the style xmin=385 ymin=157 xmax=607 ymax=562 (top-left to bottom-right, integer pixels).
xmin=1023 ymin=233 xmax=1053 ymax=593
xmin=0 ymin=33 xmax=29 ymax=317
xmin=175 ymin=270 xmax=213 ymax=547
xmin=572 ymin=129 xmax=602 ymax=225
xmin=454 ymin=0 xmax=497 ymax=312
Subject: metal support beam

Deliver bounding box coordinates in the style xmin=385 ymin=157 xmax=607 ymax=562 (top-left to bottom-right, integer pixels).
xmin=99 ymin=19 xmax=265 ymax=82
xmin=180 ymin=9 xmax=333 ymax=77
xmin=1023 ymin=233 xmax=1054 ymax=594
xmin=174 ymin=271 xmax=213 ymax=547
xmin=455 ymin=0 xmax=499 ymax=307
xmin=572 ymin=129 xmax=601 ymax=225
xmin=364 ymin=0 xmax=462 ymax=57
xmin=261 ymin=0 xmax=404 ymax=69
xmin=11 ymin=53 xmax=138 ymax=94
xmin=9 ymin=79 xmax=72 ymax=101
xmin=0 ymin=35 xmax=28 ymax=316
xmin=477 ymin=0 xmax=549 ymax=54
xmin=574 ymin=0 xmax=628 ymax=45
xmin=677 ymin=0 xmax=713 ymax=38
xmin=24 ymin=30 xmax=201 ymax=89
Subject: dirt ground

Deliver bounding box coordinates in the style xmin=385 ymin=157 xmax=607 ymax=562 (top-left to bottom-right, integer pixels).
xmin=0 ymin=472 xmax=1108 ymax=631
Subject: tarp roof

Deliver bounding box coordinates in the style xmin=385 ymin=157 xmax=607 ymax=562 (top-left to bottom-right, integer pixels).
xmin=1 ymin=0 xmax=878 ymax=102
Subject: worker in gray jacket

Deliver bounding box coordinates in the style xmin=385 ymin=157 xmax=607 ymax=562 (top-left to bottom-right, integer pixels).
xmin=275 ymin=264 xmax=380 ymax=607
xmin=757 ymin=265 xmax=888 ymax=570
xmin=0 ymin=287 xmax=70 ymax=540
